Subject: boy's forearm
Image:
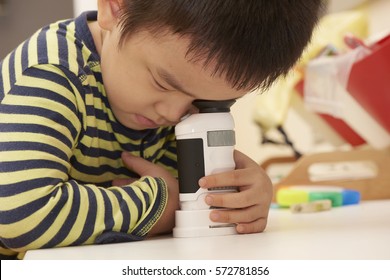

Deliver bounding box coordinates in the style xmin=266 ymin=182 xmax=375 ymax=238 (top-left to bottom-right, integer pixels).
xmin=0 ymin=176 xmax=168 ymax=254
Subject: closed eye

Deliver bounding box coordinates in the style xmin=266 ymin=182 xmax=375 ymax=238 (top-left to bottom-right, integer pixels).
xmin=153 ymin=77 xmax=170 ymax=91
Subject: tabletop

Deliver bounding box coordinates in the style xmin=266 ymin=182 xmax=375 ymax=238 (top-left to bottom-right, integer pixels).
xmin=24 ymin=199 xmax=390 ymax=260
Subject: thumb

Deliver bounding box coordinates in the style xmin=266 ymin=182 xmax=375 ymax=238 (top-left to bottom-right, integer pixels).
xmin=121 ymin=152 xmax=155 ymax=177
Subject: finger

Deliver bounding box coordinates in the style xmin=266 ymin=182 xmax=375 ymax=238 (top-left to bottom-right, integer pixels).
xmin=199 ymin=150 xmax=269 ymax=190
xmin=236 ymin=218 xmax=268 ymax=234
xmin=112 ymin=178 xmax=136 ymax=186
xmin=210 ymin=203 xmax=269 ymax=223
xmin=205 ymin=188 xmax=261 ymax=209
xmin=233 ymin=149 xmax=258 ymax=169
xmin=209 ymin=206 xmax=269 ymax=234
xmin=121 ymin=152 xmax=155 ymax=176
xmin=199 ymin=168 xmax=256 ymax=189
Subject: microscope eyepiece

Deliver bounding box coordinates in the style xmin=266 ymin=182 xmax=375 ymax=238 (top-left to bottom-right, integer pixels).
xmin=192 ymin=99 xmax=236 ymax=113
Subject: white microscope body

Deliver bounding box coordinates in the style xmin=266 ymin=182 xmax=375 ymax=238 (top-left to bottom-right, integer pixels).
xmin=173 ymin=100 xmax=238 ymax=238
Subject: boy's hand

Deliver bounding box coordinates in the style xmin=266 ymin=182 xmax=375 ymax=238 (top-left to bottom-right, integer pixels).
xmin=198 ymin=150 xmax=273 ymax=234
xmin=112 ymin=152 xmax=178 ymax=190
xmin=114 ymin=152 xmax=179 ymax=236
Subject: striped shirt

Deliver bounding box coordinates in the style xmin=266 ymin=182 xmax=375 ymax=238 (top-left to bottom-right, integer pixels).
xmin=0 ymin=11 xmax=177 ymax=259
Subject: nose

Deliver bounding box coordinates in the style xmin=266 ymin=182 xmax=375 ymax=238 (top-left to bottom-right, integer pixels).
xmin=155 ymin=96 xmax=194 ymax=124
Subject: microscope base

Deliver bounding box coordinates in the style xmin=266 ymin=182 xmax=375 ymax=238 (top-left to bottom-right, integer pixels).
xmin=173 ymin=209 xmax=237 ymax=238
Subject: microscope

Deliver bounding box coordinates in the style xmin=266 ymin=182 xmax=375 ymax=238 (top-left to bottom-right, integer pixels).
xmin=173 ymin=99 xmax=238 ymax=238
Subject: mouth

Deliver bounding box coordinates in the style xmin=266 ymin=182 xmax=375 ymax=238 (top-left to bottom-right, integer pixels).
xmin=134 ymin=114 xmax=159 ymax=128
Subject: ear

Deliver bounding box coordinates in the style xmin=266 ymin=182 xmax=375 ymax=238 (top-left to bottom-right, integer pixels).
xmin=97 ymin=0 xmax=123 ymax=31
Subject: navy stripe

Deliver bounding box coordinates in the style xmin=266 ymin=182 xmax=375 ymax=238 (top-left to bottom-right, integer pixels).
xmin=84 ymin=125 xmax=115 ymax=141
xmin=10 ymin=84 xmax=78 ymax=122
xmin=57 ymin=23 xmax=69 ymax=70
xmin=22 ymin=64 xmax=67 ymax=82
xmin=22 ymin=66 xmax=75 ymax=97
xmin=69 ymin=159 xmax=132 ymax=177
xmin=59 ymin=19 xmax=74 ymax=27
xmin=0 ymin=192 xmax=55 ymax=225
xmin=42 ymin=183 xmax=81 ymax=248
xmin=4 ymin=79 xmax=77 ymax=113
xmin=0 ymin=177 xmax=62 ymax=197
xmin=0 ymin=61 xmax=4 ymax=100
xmin=90 ymin=71 xmax=103 ymax=83
xmin=74 ymin=141 xmax=122 ymax=159
xmin=18 ymin=67 xmax=78 ymax=114
xmin=0 ymin=188 xmax=68 ymax=248
xmin=21 ymin=42 xmax=29 ymax=71
xmin=166 ymin=143 xmax=177 ymax=153
xmin=85 ymin=104 xmax=110 ymax=120
xmin=75 ymin=11 xmax=99 ymax=57
xmin=36 ymin=26 xmax=49 ymax=65
xmin=0 ymin=123 xmax=74 ymax=149
xmin=7 ymin=51 xmax=16 ymax=89
xmin=141 ymin=178 xmax=152 ymax=207
xmin=85 ymin=104 xmax=96 ymax=116
xmin=91 ymin=84 xmax=109 ymax=104
xmin=92 ymin=107 xmax=113 ymax=123
xmin=132 ymin=178 xmax=164 ymax=236
xmin=112 ymin=190 xmax=131 ymax=232
xmin=63 ymin=65 xmax=88 ymax=100
xmin=124 ymin=186 xmax=144 ymax=222
xmin=75 ymin=42 xmax=85 ymax=76
xmin=111 ymin=122 xmax=160 ymax=141
xmin=71 ymin=183 xmax=98 ymax=245
xmin=100 ymin=189 xmax=114 ymax=231
xmin=158 ymin=156 xmax=177 ymax=170
xmin=0 ymin=141 xmax=68 ymax=162
xmin=0 ymin=105 xmax=78 ymax=141
xmin=0 ymin=159 xmax=68 ymax=173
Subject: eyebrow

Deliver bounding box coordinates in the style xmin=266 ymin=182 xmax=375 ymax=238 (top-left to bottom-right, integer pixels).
xmin=156 ymin=68 xmax=196 ymax=98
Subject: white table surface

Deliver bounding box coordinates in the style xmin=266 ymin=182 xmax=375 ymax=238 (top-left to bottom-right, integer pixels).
xmin=24 ymin=200 xmax=390 ymax=260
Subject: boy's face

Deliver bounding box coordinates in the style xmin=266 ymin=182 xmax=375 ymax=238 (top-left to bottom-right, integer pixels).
xmin=97 ymin=25 xmax=247 ymax=130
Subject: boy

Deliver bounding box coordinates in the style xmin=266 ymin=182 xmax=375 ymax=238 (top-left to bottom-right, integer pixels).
xmin=0 ymin=0 xmax=324 ymax=259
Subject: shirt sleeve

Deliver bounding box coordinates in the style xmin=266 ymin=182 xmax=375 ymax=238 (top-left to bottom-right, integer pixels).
xmin=0 ymin=64 xmax=168 ymax=256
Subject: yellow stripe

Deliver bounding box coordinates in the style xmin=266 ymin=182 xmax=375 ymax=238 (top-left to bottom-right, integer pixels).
xmin=162 ymin=149 xmax=177 ymax=162
xmin=66 ymin=22 xmax=79 ymax=75
xmin=15 ymin=65 xmax=78 ymax=106
xmin=0 ymin=111 xmax=72 ymax=128
xmin=129 ymin=178 xmax=163 ymax=234
xmin=68 ymin=167 xmax=124 ymax=184
xmin=27 ymin=32 xmax=39 ymax=67
xmin=91 ymin=186 xmax=108 ymax=233
xmin=143 ymin=140 xmax=168 ymax=158
xmin=23 ymin=185 xmax=75 ymax=249
xmin=0 ymin=246 xmax=16 ymax=257
xmin=0 ymin=183 xmax=71 ymax=246
xmin=57 ymin=184 xmax=90 ymax=246
xmin=0 ymin=167 xmax=68 ymax=190
xmin=46 ymin=23 xmax=60 ymax=65
xmin=0 ymin=132 xmax=71 ymax=155
xmin=1 ymin=94 xmax=78 ymax=126
xmin=0 ymin=150 xmax=69 ymax=166
xmin=13 ymin=45 xmax=23 ymax=82
xmin=105 ymin=189 xmax=124 ymax=232
xmin=0 ymin=182 xmax=58 ymax=212
xmin=72 ymin=149 xmax=122 ymax=168
xmin=1 ymin=55 xmax=11 ymax=94
xmin=92 ymin=96 xmax=105 ymax=110
xmin=94 ymin=117 xmax=114 ymax=133
xmin=77 ymin=133 xmax=122 ymax=151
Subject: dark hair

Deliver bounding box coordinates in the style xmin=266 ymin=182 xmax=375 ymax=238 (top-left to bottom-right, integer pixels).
xmin=118 ymin=0 xmax=325 ymax=91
